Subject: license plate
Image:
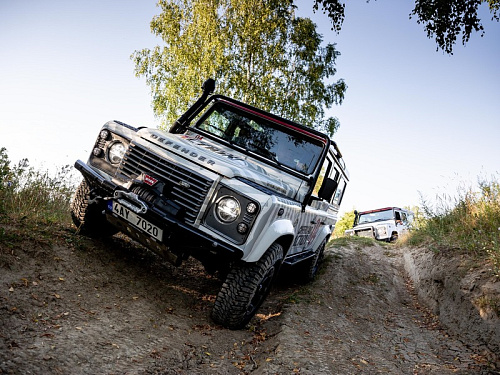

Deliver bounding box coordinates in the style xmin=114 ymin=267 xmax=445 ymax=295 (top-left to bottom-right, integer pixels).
xmin=112 ymin=201 xmax=163 ymax=241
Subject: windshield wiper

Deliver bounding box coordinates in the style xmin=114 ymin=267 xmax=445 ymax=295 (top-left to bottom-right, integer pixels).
xmin=266 ymin=151 xmax=281 ymax=166
xmin=229 ymin=139 xmax=250 ymax=153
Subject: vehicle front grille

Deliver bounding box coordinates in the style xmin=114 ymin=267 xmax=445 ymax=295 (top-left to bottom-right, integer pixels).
xmin=118 ymin=142 xmax=214 ymax=224
xmin=355 ymin=228 xmax=374 ymax=238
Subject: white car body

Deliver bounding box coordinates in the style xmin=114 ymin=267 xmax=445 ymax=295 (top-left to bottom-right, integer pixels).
xmin=345 ymin=207 xmax=413 ymax=242
xmin=71 ymin=79 xmax=350 ymax=328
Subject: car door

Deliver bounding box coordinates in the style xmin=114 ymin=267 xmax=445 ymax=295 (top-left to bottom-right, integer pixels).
xmin=291 ymin=152 xmax=341 ymax=253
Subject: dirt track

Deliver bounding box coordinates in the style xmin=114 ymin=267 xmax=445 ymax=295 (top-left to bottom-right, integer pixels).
xmin=1 ymin=226 xmax=498 ymax=374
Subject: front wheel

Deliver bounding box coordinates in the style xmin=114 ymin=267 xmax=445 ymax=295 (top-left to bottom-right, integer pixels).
xmin=211 ymin=242 xmax=283 ymax=329
xmin=71 ymin=180 xmax=117 ymax=237
xmin=389 ymin=232 xmax=399 ymax=242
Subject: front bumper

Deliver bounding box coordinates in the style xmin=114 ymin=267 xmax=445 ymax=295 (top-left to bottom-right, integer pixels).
xmin=74 ymin=160 xmax=244 ymax=263
xmin=353 ymin=227 xmax=376 ymax=239
xmin=346 ymin=225 xmax=390 ymax=241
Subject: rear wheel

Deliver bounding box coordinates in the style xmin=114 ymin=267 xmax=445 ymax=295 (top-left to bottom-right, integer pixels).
xmin=302 ymin=239 xmax=327 ymax=282
xmin=211 ymin=242 xmax=283 ymax=329
xmin=71 ymin=180 xmax=117 ymax=237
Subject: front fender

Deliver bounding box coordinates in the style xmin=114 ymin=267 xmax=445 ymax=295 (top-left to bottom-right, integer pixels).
xmin=242 ymin=219 xmax=295 ymax=262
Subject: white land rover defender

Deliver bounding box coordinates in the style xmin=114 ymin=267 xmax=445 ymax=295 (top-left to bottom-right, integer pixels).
xmin=345 ymin=207 xmax=413 ymax=242
xmin=71 ymin=79 xmax=349 ymax=329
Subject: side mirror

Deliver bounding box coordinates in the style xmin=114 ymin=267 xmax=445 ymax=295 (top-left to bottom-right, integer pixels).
xmin=318 ymin=177 xmax=338 ymax=201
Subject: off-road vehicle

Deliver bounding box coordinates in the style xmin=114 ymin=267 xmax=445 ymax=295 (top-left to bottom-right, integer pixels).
xmin=345 ymin=207 xmax=413 ymax=242
xmin=71 ymin=79 xmax=349 ymax=329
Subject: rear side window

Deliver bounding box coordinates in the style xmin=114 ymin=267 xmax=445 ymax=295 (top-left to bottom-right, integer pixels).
xmin=332 ymin=178 xmax=346 ymax=205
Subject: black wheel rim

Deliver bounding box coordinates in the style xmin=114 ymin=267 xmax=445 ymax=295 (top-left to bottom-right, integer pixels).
xmin=245 ymin=265 xmax=276 ymax=316
xmin=311 ymin=244 xmax=325 ymax=277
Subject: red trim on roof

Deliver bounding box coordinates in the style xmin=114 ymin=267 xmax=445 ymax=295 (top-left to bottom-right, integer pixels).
xmin=359 ymin=207 xmax=401 ymax=215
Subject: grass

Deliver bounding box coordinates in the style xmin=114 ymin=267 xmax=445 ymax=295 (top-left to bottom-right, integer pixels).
xmin=403 ymin=176 xmax=500 ymax=277
xmin=333 ymin=175 xmax=499 ymax=277
xmin=0 ymin=147 xmax=79 ymax=228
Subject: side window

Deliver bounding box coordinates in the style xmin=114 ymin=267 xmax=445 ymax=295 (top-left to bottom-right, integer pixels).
xmin=401 ymin=212 xmax=407 ymax=222
xmin=313 ymin=158 xmax=331 ymax=196
xmin=332 ymin=178 xmax=346 ymax=205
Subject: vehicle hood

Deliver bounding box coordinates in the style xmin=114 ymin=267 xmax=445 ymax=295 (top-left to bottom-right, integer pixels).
xmin=353 ymin=220 xmax=392 ymax=230
xmin=138 ymin=129 xmax=305 ymax=200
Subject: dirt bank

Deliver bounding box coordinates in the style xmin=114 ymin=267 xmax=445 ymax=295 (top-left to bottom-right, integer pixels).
xmin=403 ymin=246 xmax=500 ymax=361
xmin=1 ymin=224 xmax=498 ymax=374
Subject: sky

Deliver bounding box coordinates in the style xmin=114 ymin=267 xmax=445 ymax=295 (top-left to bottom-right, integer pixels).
xmin=1 ymin=0 xmax=499 ymax=217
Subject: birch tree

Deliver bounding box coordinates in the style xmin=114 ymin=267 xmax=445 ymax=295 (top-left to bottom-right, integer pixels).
xmin=132 ymin=0 xmax=346 ymax=136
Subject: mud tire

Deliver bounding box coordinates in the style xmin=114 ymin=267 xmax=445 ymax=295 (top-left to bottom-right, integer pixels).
xmin=390 ymin=232 xmax=399 ymax=242
xmin=211 ymin=242 xmax=283 ymax=330
xmin=71 ymin=180 xmax=117 ymax=237
xmin=302 ymin=239 xmax=327 ymax=282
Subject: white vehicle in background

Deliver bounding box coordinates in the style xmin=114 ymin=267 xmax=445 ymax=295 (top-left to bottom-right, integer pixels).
xmin=345 ymin=207 xmax=413 ymax=242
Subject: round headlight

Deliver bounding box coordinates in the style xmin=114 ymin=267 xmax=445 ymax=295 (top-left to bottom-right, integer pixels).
xmin=108 ymin=142 xmax=126 ymax=164
xmin=216 ymin=197 xmax=241 ymax=223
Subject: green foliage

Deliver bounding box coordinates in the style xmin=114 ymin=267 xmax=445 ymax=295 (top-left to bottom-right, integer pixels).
xmin=0 ymin=147 xmax=11 ymax=189
xmin=332 ymin=209 xmax=355 ymax=238
xmin=0 ymin=148 xmax=78 ymax=225
xmin=411 ymin=0 xmax=500 ymax=54
xmin=132 ymin=0 xmax=346 ymax=136
xmin=406 ymin=176 xmax=500 ymax=277
xmin=313 ymin=0 xmax=500 ymax=54
xmin=313 ymin=0 xmax=345 ymax=33
xmin=403 ymin=205 xmax=425 ymax=230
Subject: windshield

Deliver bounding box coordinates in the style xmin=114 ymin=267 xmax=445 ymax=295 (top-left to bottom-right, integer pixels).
xmin=357 ymin=209 xmax=394 ymax=225
xmin=195 ymin=103 xmax=324 ymax=175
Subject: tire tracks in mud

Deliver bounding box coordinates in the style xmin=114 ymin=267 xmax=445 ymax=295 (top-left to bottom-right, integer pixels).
xmin=256 ymin=244 xmax=493 ymax=374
